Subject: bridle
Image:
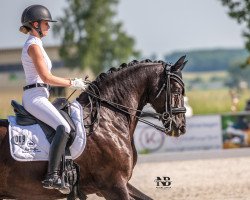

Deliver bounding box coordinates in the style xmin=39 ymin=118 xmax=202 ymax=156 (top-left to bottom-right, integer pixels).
xmin=154 ymin=64 xmax=186 ymax=132
xmin=82 ymin=64 xmax=186 ymax=135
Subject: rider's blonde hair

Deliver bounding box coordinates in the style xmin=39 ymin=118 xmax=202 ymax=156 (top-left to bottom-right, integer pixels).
xmin=19 ymin=25 xmax=31 ymax=34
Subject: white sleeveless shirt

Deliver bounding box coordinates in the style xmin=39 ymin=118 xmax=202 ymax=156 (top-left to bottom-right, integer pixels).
xmin=21 ymin=35 xmax=52 ymax=85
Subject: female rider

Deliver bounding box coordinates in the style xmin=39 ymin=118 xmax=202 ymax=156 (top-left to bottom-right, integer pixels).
xmin=19 ymin=4 xmax=86 ymax=193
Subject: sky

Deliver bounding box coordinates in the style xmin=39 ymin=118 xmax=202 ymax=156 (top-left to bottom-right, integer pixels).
xmin=0 ymin=0 xmax=246 ymax=58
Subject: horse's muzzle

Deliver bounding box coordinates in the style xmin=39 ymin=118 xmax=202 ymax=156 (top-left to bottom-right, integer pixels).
xmin=163 ymin=114 xmax=186 ymax=137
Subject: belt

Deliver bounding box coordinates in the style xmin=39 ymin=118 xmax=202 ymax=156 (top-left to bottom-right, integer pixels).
xmin=23 ymin=83 xmax=50 ymax=91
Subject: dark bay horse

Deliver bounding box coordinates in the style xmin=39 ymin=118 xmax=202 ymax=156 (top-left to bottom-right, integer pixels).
xmin=0 ymin=56 xmax=187 ymax=200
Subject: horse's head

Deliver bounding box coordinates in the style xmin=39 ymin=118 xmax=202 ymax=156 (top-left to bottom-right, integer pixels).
xmin=149 ymin=56 xmax=187 ymax=137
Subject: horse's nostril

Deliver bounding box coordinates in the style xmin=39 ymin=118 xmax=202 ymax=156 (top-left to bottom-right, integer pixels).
xmin=180 ymin=125 xmax=186 ymax=133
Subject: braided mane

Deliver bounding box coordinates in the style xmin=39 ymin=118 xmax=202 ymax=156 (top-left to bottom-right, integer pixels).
xmin=94 ymin=59 xmax=169 ymax=84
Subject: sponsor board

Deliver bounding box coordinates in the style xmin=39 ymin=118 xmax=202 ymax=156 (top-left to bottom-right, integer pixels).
xmin=134 ymin=115 xmax=223 ymax=153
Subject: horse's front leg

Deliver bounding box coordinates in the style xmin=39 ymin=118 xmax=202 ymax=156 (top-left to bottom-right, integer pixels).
xmin=127 ymin=183 xmax=153 ymax=200
xmin=101 ymin=184 xmax=130 ymax=200
xmin=100 ymin=175 xmax=130 ymax=200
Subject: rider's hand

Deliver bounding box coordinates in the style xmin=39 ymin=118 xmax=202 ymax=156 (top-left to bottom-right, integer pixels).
xmin=70 ymin=78 xmax=88 ymax=91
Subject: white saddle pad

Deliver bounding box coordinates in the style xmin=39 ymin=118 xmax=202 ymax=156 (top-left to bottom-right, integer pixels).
xmin=8 ymin=100 xmax=86 ymax=162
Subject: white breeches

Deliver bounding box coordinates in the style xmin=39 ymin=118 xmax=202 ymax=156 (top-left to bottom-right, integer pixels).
xmin=22 ymin=87 xmax=71 ymax=133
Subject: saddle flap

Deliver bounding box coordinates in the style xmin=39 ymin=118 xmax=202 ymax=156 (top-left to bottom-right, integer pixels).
xmin=52 ymin=97 xmax=69 ymax=110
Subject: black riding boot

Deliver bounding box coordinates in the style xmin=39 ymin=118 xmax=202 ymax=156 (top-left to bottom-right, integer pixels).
xmin=42 ymin=125 xmax=70 ymax=193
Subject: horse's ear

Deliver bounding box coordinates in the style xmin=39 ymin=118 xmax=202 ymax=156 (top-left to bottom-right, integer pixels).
xmin=179 ymin=60 xmax=188 ymax=71
xmin=172 ymin=55 xmax=187 ymax=71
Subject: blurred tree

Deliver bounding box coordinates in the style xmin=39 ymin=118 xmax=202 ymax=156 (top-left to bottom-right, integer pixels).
xmin=53 ymin=0 xmax=140 ymax=75
xmin=165 ymin=48 xmax=248 ymax=72
xmin=219 ymin=0 xmax=250 ymax=67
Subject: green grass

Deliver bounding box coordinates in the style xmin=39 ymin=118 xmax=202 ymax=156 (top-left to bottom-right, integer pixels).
xmin=183 ymin=71 xmax=227 ymax=82
xmin=183 ymin=71 xmax=250 ymax=114
xmin=186 ymin=88 xmax=250 ymax=115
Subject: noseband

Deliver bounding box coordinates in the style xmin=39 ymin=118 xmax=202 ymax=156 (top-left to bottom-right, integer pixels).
xmin=154 ymin=65 xmax=186 ymax=132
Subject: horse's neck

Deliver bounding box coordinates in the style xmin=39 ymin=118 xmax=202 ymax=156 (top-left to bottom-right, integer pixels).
xmin=104 ymin=65 xmax=161 ymax=125
xmin=104 ymin=69 xmax=152 ymax=110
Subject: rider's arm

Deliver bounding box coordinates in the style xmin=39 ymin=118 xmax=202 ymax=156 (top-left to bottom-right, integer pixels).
xmin=28 ymin=44 xmax=71 ymax=87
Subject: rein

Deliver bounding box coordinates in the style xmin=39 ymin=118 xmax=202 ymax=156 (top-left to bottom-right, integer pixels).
xmin=81 ymin=64 xmax=186 ymax=135
xmin=84 ymin=87 xmax=166 ymax=133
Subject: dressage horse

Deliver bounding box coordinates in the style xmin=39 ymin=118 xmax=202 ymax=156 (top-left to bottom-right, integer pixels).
xmin=0 ymin=56 xmax=187 ymax=200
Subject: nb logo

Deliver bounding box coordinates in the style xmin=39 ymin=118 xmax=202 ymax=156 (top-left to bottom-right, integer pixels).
xmin=154 ymin=176 xmax=172 ymax=188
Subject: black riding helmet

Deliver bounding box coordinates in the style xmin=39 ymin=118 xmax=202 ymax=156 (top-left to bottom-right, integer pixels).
xmin=21 ymin=5 xmax=57 ymax=37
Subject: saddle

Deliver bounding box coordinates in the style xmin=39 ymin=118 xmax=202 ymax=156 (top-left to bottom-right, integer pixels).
xmin=11 ymin=98 xmax=80 ymax=195
xmin=11 ymin=97 xmax=76 ymax=146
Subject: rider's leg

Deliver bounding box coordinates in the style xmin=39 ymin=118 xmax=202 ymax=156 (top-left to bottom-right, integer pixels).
xmin=22 ymin=88 xmax=71 ymax=192
xmin=22 ymin=88 xmax=71 ymax=133
xmin=42 ymin=125 xmax=70 ymax=190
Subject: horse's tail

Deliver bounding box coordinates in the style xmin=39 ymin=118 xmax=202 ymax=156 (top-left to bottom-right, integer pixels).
xmin=0 ymin=119 xmax=9 ymax=127
xmin=0 ymin=119 xmax=8 ymax=147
